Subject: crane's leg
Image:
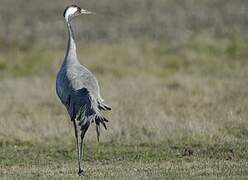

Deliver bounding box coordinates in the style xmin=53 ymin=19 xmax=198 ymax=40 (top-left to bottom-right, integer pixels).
xmin=73 ymin=120 xmax=84 ymax=176
xmin=79 ymin=122 xmax=90 ymax=175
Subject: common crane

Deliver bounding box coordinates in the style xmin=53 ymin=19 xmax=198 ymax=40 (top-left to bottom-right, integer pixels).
xmin=56 ymin=5 xmax=111 ymax=176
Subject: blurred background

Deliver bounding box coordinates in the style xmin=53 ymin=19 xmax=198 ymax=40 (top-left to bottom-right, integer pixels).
xmin=0 ymin=0 xmax=248 ymax=146
xmin=1 ymin=0 xmax=248 ymax=49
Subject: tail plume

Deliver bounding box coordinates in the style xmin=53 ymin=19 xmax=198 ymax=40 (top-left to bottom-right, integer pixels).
xmin=95 ymin=115 xmax=108 ymax=141
xmin=98 ymin=103 xmax=112 ymax=111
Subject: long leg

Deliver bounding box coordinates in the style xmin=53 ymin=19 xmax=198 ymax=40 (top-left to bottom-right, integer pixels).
xmin=79 ymin=122 xmax=90 ymax=172
xmin=73 ymin=120 xmax=83 ymax=175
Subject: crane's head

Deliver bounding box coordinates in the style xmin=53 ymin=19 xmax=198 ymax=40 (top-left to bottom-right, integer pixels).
xmin=63 ymin=5 xmax=94 ymax=22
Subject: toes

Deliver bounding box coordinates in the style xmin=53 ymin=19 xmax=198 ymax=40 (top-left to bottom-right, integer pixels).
xmin=78 ymin=169 xmax=84 ymax=176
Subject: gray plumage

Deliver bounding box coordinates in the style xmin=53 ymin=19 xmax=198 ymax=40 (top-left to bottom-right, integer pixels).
xmin=56 ymin=5 xmax=111 ymax=176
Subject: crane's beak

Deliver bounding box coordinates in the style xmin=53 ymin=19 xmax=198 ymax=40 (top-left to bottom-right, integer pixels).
xmin=80 ymin=9 xmax=95 ymax=15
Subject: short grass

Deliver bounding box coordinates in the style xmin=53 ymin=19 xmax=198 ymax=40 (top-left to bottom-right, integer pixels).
xmin=0 ymin=37 xmax=248 ymax=178
xmin=1 ymin=142 xmax=248 ymax=179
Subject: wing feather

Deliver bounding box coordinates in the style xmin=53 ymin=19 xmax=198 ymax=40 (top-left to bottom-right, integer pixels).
xmin=67 ymin=87 xmax=110 ymax=141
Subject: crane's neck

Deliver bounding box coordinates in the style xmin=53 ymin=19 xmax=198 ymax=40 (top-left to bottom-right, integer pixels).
xmin=63 ymin=21 xmax=79 ymax=66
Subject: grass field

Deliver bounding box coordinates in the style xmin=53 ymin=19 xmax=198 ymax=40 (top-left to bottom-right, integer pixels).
xmin=1 ymin=142 xmax=248 ymax=179
xmin=0 ymin=37 xmax=248 ymax=179
xmin=1 ymin=0 xmax=248 ymax=178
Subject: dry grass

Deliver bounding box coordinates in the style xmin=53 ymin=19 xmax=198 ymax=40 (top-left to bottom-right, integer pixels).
xmin=0 ymin=0 xmax=248 ymax=178
xmin=0 ymin=39 xmax=248 ymax=178
xmin=0 ymin=39 xmax=248 ymax=146
xmin=0 ymin=14 xmax=248 ymax=178
xmin=0 ymin=74 xmax=246 ymax=145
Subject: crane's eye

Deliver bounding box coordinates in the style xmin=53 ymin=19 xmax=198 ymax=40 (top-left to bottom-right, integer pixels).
xmin=77 ymin=7 xmax=81 ymax=13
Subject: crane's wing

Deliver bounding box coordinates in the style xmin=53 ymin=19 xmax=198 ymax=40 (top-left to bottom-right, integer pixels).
xmin=67 ymin=87 xmax=109 ymax=140
xmin=69 ymin=88 xmax=94 ymax=122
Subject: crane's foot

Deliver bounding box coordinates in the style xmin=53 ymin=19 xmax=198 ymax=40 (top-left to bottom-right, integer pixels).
xmin=78 ymin=169 xmax=85 ymax=176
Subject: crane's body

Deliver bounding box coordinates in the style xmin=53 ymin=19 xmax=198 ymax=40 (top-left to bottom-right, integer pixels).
xmin=56 ymin=5 xmax=111 ymax=176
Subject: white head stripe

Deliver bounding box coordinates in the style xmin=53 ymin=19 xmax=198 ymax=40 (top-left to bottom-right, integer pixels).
xmin=65 ymin=7 xmax=78 ymax=21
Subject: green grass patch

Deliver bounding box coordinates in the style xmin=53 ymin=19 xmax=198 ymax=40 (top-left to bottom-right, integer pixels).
xmin=1 ymin=141 xmax=248 ymax=167
xmin=1 ymin=37 xmax=248 ymax=79
xmin=1 ymin=142 xmax=248 ymax=179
